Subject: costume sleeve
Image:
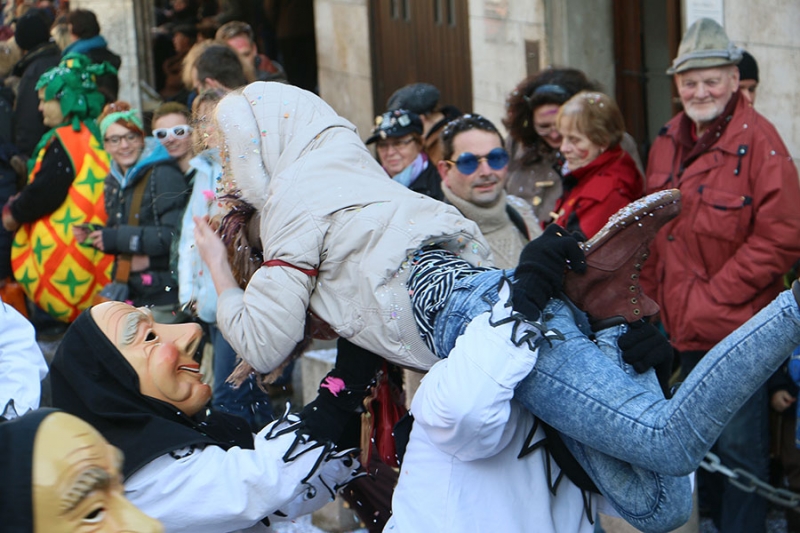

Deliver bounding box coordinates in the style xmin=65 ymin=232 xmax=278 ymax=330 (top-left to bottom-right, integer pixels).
xmin=103 ymin=164 xmax=189 ymax=256
xmin=706 ymin=147 xmax=800 ymax=307
xmin=9 ymin=138 xmax=75 ymax=223
xmin=124 ymin=424 xmax=356 ymax=533
xmin=410 ymin=307 xmax=539 ymax=461
xmin=0 ymin=303 xmax=48 ymax=419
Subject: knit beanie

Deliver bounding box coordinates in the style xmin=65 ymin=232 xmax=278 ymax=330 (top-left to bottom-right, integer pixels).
xmin=738 ymin=51 xmax=759 ymax=82
xmin=14 ymin=9 xmax=51 ymax=52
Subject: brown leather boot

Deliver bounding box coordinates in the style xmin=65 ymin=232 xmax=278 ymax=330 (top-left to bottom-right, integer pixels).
xmin=563 ymin=189 xmax=681 ymax=324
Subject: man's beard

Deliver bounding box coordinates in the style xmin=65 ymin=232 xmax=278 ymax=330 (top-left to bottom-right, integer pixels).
xmin=684 ymin=100 xmax=725 ymax=125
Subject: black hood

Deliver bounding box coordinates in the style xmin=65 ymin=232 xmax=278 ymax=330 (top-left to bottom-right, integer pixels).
xmin=50 ymin=310 xmax=254 ymax=479
xmin=0 ymin=408 xmax=60 ymax=532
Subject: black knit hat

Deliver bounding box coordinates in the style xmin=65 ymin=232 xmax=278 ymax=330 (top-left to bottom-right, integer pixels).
xmin=14 ymin=9 xmax=52 ymax=51
xmin=387 ymin=83 xmax=440 ymax=115
xmin=738 ymin=51 xmax=759 ymax=82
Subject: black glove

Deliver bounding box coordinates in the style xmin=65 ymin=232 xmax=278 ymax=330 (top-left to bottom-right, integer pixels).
xmin=298 ymin=338 xmax=384 ymax=447
xmin=512 ymin=224 xmax=586 ymax=320
xmin=618 ymin=320 xmax=674 ymax=397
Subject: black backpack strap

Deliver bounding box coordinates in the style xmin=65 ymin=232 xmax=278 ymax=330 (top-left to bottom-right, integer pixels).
xmin=506 ymin=204 xmax=530 ymax=240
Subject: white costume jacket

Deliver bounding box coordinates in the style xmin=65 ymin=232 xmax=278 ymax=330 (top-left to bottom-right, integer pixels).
xmin=386 ymin=301 xmax=601 ymax=533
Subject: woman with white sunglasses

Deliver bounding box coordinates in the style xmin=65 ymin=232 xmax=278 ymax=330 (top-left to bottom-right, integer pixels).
xmin=152 ymin=102 xmax=194 ymax=176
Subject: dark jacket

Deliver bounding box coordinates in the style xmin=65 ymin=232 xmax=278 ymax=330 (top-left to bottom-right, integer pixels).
xmin=12 ymin=42 xmax=61 ymax=158
xmin=62 ymin=36 xmax=122 ymax=103
xmin=409 ymin=159 xmax=443 ymax=201
xmin=641 ymin=93 xmax=800 ymax=352
xmin=102 ymin=139 xmax=189 ymax=307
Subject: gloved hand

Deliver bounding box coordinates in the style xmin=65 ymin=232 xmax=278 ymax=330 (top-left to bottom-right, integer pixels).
xmin=512 ymin=224 xmax=586 ymax=320
xmin=298 ymin=338 xmax=383 ymax=447
xmin=618 ymin=320 xmax=673 ymax=373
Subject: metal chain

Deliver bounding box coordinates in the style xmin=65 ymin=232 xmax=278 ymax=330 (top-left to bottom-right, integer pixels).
xmin=699 ymin=451 xmax=800 ymax=509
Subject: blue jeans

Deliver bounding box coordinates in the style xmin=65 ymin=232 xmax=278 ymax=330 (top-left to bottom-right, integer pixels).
xmin=432 ymin=269 xmax=800 ymax=532
xmin=210 ymin=324 xmax=274 ymax=431
xmin=680 ymin=351 xmax=769 ymax=533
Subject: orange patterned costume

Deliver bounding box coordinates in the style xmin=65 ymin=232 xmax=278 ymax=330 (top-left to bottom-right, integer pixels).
xmin=11 ymin=124 xmax=113 ymax=322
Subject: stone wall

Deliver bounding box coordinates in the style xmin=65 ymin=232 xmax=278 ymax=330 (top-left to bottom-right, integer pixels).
xmin=724 ymin=2 xmax=800 ymax=158
xmin=467 ymin=0 xmax=547 ymax=132
xmin=313 ymin=0 xmax=374 ymax=141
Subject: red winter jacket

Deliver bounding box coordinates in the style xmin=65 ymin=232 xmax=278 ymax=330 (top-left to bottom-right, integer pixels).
xmin=641 ymin=95 xmax=800 ymax=352
xmin=552 ymin=146 xmax=643 ymax=238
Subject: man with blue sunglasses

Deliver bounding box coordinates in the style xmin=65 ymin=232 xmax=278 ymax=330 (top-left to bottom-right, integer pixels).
xmin=437 ymin=114 xmax=540 ymax=269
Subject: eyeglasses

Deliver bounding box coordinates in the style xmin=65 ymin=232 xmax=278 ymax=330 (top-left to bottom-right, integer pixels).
xmin=375 ymin=137 xmax=416 ymax=151
xmin=153 ymin=125 xmax=193 ymax=141
xmin=104 ymin=132 xmax=142 ymax=147
xmin=446 ymin=147 xmax=509 ymax=175
xmin=533 ymin=122 xmax=558 ymax=136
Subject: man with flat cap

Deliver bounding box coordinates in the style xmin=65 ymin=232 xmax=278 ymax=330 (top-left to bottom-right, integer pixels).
xmin=641 ymin=17 xmax=800 ymax=533
xmin=386 ymin=82 xmax=461 ymax=164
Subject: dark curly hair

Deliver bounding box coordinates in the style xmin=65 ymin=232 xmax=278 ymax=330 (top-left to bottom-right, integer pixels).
xmin=503 ymin=68 xmax=601 ymax=165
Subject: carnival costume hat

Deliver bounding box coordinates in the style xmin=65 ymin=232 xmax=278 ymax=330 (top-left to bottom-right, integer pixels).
xmin=50 ymin=311 xmax=254 ymax=479
xmin=365 ymin=109 xmax=423 ymax=144
xmin=667 ymin=18 xmax=742 ymax=74
xmin=36 ymin=53 xmax=117 ymax=131
xmin=0 ymin=409 xmax=58 ymax=532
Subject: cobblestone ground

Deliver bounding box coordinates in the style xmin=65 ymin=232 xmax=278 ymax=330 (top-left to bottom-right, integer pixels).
xmin=699 ymin=508 xmax=789 ymax=533
xmin=273 ymin=515 xmax=367 ymax=533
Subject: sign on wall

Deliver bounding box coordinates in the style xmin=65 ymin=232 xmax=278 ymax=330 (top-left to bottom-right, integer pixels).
xmin=684 ymin=0 xmax=724 ymax=28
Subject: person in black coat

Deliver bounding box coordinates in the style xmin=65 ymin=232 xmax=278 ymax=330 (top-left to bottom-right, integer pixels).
xmin=61 ymin=9 xmax=122 ymax=103
xmin=11 ymin=8 xmax=61 ymax=159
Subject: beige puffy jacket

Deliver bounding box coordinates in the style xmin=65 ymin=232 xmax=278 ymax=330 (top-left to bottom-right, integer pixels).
xmin=215 ymin=82 xmax=492 ymax=373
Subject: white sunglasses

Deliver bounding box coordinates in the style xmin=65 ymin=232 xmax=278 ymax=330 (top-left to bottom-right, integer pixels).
xmin=154 ymin=124 xmax=193 ymax=140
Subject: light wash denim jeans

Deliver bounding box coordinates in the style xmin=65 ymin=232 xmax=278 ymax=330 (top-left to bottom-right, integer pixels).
xmin=431 ymin=269 xmax=800 ymax=533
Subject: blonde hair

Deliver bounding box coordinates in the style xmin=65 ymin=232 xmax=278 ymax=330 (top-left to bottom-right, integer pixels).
xmin=50 ymin=22 xmax=71 ymax=50
xmin=181 ymin=40 xmax=213 ymax=90
xmin=556 ymin=91 xmax=625 ymax=149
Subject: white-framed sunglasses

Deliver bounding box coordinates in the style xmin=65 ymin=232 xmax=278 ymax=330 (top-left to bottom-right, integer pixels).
xmin=153 ymin=124 xmax=193 ymax=141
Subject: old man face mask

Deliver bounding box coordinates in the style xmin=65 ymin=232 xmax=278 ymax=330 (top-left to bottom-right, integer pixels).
xmin=32 ymin=411 xmax=164 ymax=532
xmin=90 ymin=302 xmax=211 ymax=417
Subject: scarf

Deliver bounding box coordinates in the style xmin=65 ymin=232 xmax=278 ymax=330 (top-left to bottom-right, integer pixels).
xmin=49 ymin=311 xmax=254 ymax=479
xmin=442 ymin=186 xmax=527 ymax=269
xmin=392 ymin=152 xmax=428 ymax=188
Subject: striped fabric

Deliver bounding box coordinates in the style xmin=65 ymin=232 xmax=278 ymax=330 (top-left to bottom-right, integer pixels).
xmin=408 ymin=247 xmax=491 ymax=354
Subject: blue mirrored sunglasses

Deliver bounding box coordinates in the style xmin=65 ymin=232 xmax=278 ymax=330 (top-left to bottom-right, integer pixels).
xmin=446 ymin=147 xmax=509 ymax=175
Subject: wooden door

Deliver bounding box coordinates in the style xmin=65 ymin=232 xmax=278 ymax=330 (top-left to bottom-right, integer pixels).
xmin=369 ymin=0 xmax=472 ymax=116
xmin=613 ymin=0 xmax=682 ymax=163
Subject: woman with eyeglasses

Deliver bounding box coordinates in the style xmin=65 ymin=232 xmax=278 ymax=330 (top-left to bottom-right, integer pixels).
xmin=152 ymin=102 xmax=194 ymax=176
xmin=366 ymin=109 xmax=444 ymax=201
xmin=74 ymin=101 xmax=190 ymax=323
xmin=550 ymin=91 xmax=643 ymax=239
xmin=503 ymin=68 xmax=643 ymax=223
